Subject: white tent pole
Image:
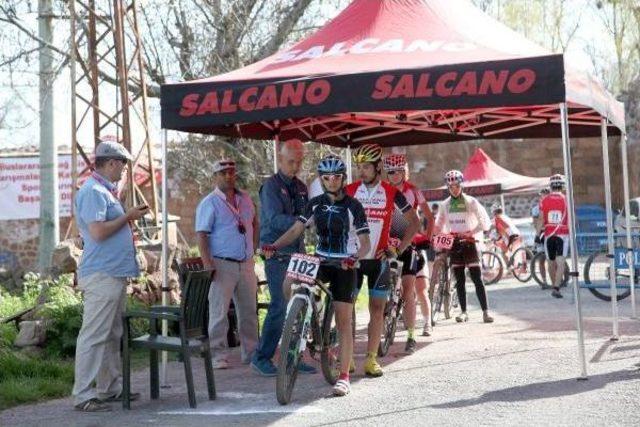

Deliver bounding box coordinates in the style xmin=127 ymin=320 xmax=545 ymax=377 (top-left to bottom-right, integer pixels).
xmin=500 ymin=193 xmax=506 ymax=211
xmin=601 ymin=119 xmax=619 ymax=340
xmin=161 ymin=128 xmax=169 ymax=386
xmin=620 ymin=132 xmax=637 ymax=318
xmin=273 ymin=139 xmax=278 ymax=174
xmin=560 ymin=103 xmax=588 ymax=379
xmin=346 ymin=145 xmax=353 ymax=183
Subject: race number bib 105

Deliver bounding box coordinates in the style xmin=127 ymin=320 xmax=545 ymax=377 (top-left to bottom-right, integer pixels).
xmin=433 ymin=234 xmax=455 ymax=251
xmin=286 ymin=254 xmax=321 ymax=284
xmin=548 ymin=210 xmax=563 ymax=224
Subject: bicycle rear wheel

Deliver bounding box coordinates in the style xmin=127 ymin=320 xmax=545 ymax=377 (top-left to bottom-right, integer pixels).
xmin=511 ymin=247 xmax=534 ymax=283
xmin=584 ymin=251 xmax=632 ymax=301
xmin=276 ymin=298 xmax=307 ymax=405
xmin=431 ymin=265 xmax=447 ymax=324
xmin=320 ymin=299 xmax=339 ymax=385
xmin=377 ymin=298 xmax=398 ymax=357
xmin=480 ymin=251 xmax=503 ymax=285
xmin=531 ymin=251 xmax=569 ymax=289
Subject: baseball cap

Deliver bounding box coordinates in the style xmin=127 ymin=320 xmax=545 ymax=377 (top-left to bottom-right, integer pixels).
xmin=212 ymin=159 xmax=236 ymax=173
xmin=95 ymin=141 xmax=133 ymax=161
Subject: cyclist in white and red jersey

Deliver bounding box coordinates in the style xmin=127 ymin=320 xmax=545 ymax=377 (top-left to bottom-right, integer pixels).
xmin=434 ymin=170 xmax=494 ymax=323
xmin=536 ymin=174 xmax=568 ymax=298
xmin=490 ymin=202 xmax=522 ymax=257
xmin=384 ymin=154 xmax=434 ymax=353
xmin=345 ymin=144 xmax=419 ymax=377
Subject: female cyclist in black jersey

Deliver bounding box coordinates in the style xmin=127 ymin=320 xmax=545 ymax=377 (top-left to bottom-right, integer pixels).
xmin=262 ymin=156 xmax=371 ymax=396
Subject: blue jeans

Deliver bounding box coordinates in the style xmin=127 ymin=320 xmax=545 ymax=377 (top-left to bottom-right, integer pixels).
xmin=253 ymin=258 xmax=288 ymax=362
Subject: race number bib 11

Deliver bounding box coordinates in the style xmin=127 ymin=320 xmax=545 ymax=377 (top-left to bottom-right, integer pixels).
xmin=433 ymin=234 xmax=454 ymax=251
xmin=286 ymin=254 xmax=321 ymax=284
xmin=548 ymin=210 xmax=563 ymax=224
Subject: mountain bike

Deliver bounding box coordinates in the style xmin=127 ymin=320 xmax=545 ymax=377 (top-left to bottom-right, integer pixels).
xmin=273 ymin=253 xmax=349 ymax=405
xmin=483 ymin=238 xmax=534 ymax=283
xmin=429 ymin=250 xmax=459 ymax=325
xmin=377 ymin=258 xmax=404 ymax=357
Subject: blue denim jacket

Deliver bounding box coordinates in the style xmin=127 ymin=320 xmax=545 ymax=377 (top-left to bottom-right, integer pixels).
xmin=259 ymin=171 xmax=308 ymax=254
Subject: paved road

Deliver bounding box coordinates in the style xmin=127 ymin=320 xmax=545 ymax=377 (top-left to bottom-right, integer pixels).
xmin=2 ymin=279 xmax=640 ymax=426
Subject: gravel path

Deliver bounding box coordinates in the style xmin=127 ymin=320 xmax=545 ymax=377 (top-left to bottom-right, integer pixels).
xmin=2 ymin=278 xmax=639 ymax=427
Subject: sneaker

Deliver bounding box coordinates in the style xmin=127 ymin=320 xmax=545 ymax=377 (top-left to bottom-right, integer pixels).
xmin=298 ymin=360 xmax=317 ymax=375
xmin=74 ymin=398 xmax=112 ymax=412
xmin=482 ymin=311 xmax=494 ymax=323
xmin=455 ymin=312 xmax=469 ymax=323
xmin=422 ymin=324 xmax=432 ymax=337
xmin=333 ymin=378 xmax=351 ymax=396
xmin=251 ymin=358 xmax=277 ymax=377
xmin=405 ymin=338 xmax=417 ymax=354
xmin=212 ymin=358 xmax=229 ymax=369
xmin=551 ymin=289 xmax=563 ymax=299
xmin=363 ymin=356 xmax=384 ymax=377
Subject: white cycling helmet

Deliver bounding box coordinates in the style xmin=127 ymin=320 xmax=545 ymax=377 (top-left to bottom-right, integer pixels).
xmin=549 ymin=174 xmax=566 ymax=189
xmin=491 ymin=202 xmax=503 ymax=213
xmin=444 ymin=169 xmax=464 ymax=186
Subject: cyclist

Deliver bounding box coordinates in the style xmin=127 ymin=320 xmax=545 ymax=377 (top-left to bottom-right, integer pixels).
xmin=345 ymin=144 xmax=420 ymax=376
xmin=383 ymin=154 xmax=434 ymax=353
xmin=434 ymin=170 xmax=494 ymax=323
xmin=532 ymin=188 xmax=550 ymax=283
xmin=536 ymin=174 xmax=568 ymax=299
xmin=262 ymin=156 xmax=371 ymax=396
xmin=490 ymin=202 xmax=522 ymax=260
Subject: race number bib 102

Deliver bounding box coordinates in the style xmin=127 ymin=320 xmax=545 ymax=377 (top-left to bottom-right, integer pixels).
xmin=433 ymin=234 xmax=455 ymax=251
xmin=548 ymin=210 xmax=563 ymax=224
xmin=286 ymin=254 xmax=321 ymax=284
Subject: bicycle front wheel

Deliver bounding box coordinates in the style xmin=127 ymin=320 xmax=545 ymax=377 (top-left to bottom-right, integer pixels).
xmin=480 ymin=251 xmax=503 ymax=285
xmin=531 ymin=251 xmax=569 ymax=289
xmin=320 ymin=299 xmax=339 ymax=385
xmin=511 ymin=247 xmax=534 ymax=283
xmin=276 ymin=298 xmax=307 ymax=405
xmin=377 ymin=299 xmax=398 ymax=357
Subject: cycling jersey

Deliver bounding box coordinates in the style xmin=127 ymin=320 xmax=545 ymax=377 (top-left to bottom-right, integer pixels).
xmin=539 ymin=192 xmax=569 ymax=237
xmin=390 ymin=181 xmax=425 ymax=239
xmin=434 ymin=193 xmax=491 ymax=235
xmin=345 ymin=180 xmax=411 ymax=259
xmin=493 ymin=214 xmax=519 ymax=238
xmin=298 ymin=193 xmax=369 ymax=258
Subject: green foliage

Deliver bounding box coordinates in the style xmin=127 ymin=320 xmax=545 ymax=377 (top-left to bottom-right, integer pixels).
xmin=0 ymin=349 xmax=74 ymax=410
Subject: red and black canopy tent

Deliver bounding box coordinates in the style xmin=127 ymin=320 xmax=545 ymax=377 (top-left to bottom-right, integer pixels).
xmin=423 ymin=147 xmax=549 ymax=200
xmin=159 ymin=0 xmax=633 ymax=379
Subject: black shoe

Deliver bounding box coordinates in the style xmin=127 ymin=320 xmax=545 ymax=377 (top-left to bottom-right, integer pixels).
xmin=551 ymin=289 xmax=563 ymax=299
xmin=405 ymin=338 xmax=417 ymax=354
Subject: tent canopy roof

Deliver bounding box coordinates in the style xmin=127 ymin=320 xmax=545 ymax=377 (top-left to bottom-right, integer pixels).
xmin=423 ymin=147 xmax=549 ymax=199
xmin=161 ymin=0 xmax=624 ymax=145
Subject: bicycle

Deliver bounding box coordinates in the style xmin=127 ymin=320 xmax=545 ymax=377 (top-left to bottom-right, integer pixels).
xmin=583 ymin=250 xmax=637 ymax=301
xmin=530 ymin=249 xmax=569 ymax=289
xmin=479 ymin=247 xmax=504 ymax=285
xmin=377 ymin=258 xmax=404 ymax=357
xmin=484 ymin=238 xmax=534 ymax=283
xmin=273 ymin=253 xmax=349 ymax=405
xmin=429 ymin=250 xmax=459 ymax=325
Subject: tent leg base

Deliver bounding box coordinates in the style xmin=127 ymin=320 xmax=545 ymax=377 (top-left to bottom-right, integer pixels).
xmin=576 ymin=376 xmax=589 ymax=381
xmin=609 ymin=336 xmax=619 ymax=342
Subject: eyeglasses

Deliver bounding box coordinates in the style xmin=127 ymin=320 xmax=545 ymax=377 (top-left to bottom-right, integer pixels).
xmin=321 ymin=174 xmax=343 ymax=181
xmin=387 ymin=170 xmax=403 ymax=175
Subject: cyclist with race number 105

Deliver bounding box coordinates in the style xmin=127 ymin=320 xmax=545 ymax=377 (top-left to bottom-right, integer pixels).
xmin=434 ymin=169 xmax=494 ymax=324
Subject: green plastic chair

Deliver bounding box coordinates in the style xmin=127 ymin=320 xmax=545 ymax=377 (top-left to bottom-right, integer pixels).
xmin=122 ymin=268 xmax=215 ymax=409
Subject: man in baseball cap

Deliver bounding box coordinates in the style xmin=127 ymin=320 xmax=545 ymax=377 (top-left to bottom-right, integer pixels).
xmin=72 ymin=141 xmax=148 ymax=411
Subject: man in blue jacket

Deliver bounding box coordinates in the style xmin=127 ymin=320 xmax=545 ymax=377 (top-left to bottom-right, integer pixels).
xmin=251 ymin=139 xmax=316 ymax=376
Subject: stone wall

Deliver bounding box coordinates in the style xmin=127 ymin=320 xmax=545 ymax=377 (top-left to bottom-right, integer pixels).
xmin=3 ymin=133 xmax=637 ymax=272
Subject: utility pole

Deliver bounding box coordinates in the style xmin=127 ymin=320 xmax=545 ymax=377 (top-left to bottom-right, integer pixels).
xmin=38 ymin=0 xmax=59 ymax=273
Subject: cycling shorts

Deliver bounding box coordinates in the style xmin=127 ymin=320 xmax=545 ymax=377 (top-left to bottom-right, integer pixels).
xmin=450 ymin=240 xmax=480 ymax=267
xmin=545 ymin=235 xmax=568 ymax=261
xmin=356 ymin=259 xmax=391 ymax=299
xmin=317 ymin=264 xmax=357 ymax=304
xmin=399 ymin=247 xmax=419 ymax=276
